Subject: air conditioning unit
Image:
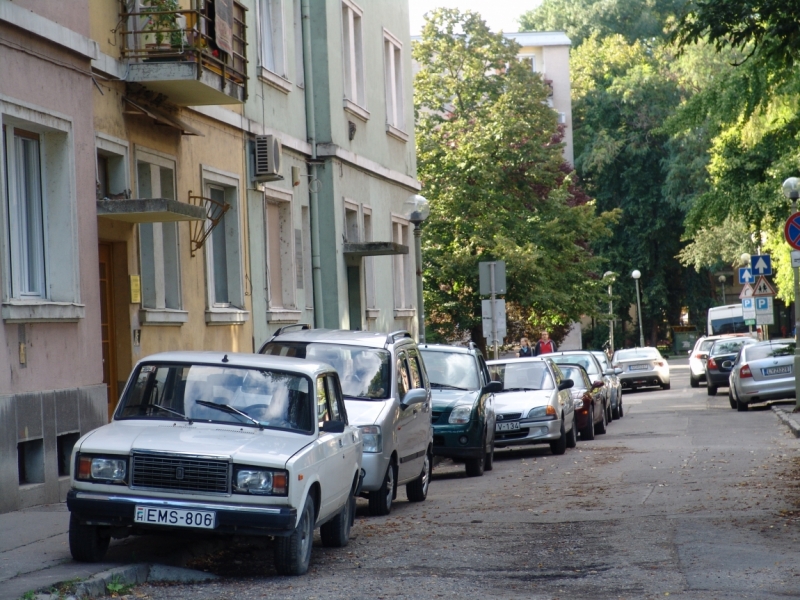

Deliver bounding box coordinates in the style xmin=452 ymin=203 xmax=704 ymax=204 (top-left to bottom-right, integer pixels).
xmin=253 ymin=134 xmax=283 ymax=182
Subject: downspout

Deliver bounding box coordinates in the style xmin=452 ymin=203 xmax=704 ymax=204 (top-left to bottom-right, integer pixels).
xmin=301 ymin=0 xmax=324 ymax=328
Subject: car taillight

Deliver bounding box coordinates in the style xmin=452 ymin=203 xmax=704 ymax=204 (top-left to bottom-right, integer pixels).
xmin=708 ymin=358 xmax=718 ymax=369
xmin=740 ymin=364 xmax=752 ymax=378
xmin=656 ymin=361 xmax=665 ymax=367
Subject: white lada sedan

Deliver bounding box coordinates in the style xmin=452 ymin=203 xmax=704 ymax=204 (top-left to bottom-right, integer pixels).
xmin=66 ymin=351 xmax=363 ymax=576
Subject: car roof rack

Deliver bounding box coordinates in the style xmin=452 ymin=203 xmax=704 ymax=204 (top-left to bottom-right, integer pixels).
xmin=258 ymin=323 xmax=311 ymax=353
xmin=385 ymin=330 xmax=413 ymax=346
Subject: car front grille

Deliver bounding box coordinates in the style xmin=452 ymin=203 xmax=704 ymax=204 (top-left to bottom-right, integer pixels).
xmin=496 ymin=412 xmax=522 ymax=421
xmin=131 ymin=452 xmax=230 ymax=495
xmin=495 ymin=430 xmax=529 ymax=441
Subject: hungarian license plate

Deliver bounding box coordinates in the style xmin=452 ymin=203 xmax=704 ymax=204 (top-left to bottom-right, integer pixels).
xmin=764 ymin=366 xmax=791 ymax=376
xmin=134 ymin=506 xmax=215 ymax=529
xmin=629 ymin=364 xmax=649 ymax=371
xmin=496 ymin=421 xmax=521 ymax=432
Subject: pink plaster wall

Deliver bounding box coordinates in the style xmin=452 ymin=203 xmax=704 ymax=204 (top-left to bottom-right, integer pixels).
xmin=10 ymin=0 xmax=91 ymax=38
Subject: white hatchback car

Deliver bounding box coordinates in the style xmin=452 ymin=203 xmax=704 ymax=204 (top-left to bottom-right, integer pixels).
xmin=67 ymin=352 xmax=363 ymax=576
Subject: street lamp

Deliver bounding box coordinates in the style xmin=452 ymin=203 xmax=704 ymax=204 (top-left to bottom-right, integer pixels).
xmin=604 ymin=271 xmax=616 ymax=354
xmin=781 ymin=177 xmax=800 ymax=411
xmin=718 ymin=274 xmax=726 ymax=305
xmin=403 ymin=194 xmax=430 ymax=343
xmin=632 ymin=269 xmax=645 ymax=347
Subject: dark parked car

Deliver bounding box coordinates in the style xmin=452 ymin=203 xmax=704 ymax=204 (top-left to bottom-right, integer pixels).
xmin=419 ymin=343 xmax=501 ymax=477
xmin=553 ymin=363 xmax=606 ymax=440
xmin=705 ymin=337 xmax=758 ymax=396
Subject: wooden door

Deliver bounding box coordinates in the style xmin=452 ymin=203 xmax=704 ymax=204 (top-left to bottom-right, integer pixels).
xmin=98 ymin=243 xmax=118 ymax=420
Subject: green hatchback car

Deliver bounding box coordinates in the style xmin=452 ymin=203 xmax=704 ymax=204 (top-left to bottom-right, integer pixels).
xmin=419 ymin=344 xmax=502 ymax=477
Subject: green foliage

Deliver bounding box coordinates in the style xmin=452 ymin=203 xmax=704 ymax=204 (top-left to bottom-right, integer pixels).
xmin=106 ymin=574 xmax=134 ymax=596
xmin=414 ymin=9 xmax=618 ymax=345
xmin=677 ymin=216 xmax=757 ymax=271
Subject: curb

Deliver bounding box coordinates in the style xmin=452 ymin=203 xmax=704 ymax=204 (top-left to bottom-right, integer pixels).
xmin=31 ymin=564 xmax=217 ymax=599
xmin=772 ymin=405 xmax=800 ymax=437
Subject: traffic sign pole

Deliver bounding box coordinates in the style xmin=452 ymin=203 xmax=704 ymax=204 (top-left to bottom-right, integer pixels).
xmin=785 ymin=209 xmax=800 ymax=410
xmin=490 ymin=262 xmax=498 ymax=360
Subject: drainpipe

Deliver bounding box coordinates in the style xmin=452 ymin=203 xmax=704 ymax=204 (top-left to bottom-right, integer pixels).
xmin=301 ymin=0 xmax=323 ymax=328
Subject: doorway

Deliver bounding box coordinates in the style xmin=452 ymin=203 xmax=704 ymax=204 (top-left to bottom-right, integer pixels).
xmin=98 ymin=243 xmax=118 ymax=419
xmin=347 ymin=265 xmax=362 ymax=331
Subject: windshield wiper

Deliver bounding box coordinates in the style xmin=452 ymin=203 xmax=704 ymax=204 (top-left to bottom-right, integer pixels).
xmin=195 ymin=400 xmax=263 ymax=429
xmin=429 ymin=383 xmax=468 ymax=391
xmin=343 ymin=394 xmax=382 ymax=401
xmin=150 ymin=405 xmax=192 ymax=424
xmin=502 ymin=387 xmax=539 ymax=392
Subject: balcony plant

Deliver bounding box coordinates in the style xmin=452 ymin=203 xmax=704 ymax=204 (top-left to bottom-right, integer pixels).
xmin=143 ymin=0 xmax=183 ymax=49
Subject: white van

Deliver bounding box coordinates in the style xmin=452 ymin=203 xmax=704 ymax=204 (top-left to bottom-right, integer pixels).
xmin=707 ymin=304 xmax=747 ymax=335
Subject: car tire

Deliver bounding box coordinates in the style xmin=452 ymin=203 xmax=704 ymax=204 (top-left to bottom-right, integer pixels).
xmin=320 ymin=492 xmax=353 ymax=548
xmin=550 ymin=418 xmax=567 ymax=455
xmin=737 ymin=398 xmax=748 ymax=412
xmin=595 ymin=403 xmax=607 ymax=435
xmin=484 ymin=436 xmax=495 ymax=471
xmin=707 ymin=385 xmax=717 ymax=396
xmin=465 ymin=434 xmax=487 ymax=477
xmin=68 ymin=514 xmax=110 ymax=563
xmin=406 ymin=451 xmax=432 ymax=502
xmin=566 ymin=415 xmax=577 ymax=449
xmin=729 ymin=388 xmax=737 ymax=410
xmin=661 ymin=382 xmax=671 ymax=390
xmin=690 ymin=374 xmax=699 ymax=388
xmin=581 ymin=406 xmax=595 ymax=441
xmin=368 ymin=462 xmax=396 ymax=516
xmin=612 ymin=399 xmax=621 ymax=420
xmin=606 ymin=402 xmax=613 ymax=423
xmin=275 ymin=494 xmax=315 ymax=575
xmin=618 ymin=401 xmax=623 ymax=418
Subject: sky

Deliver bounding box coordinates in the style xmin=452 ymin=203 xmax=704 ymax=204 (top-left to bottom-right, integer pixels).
xmin=407 ymin=0 xmax=543 ymax=36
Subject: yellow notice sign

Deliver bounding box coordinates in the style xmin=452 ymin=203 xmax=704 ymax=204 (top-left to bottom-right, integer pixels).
xmin=130 ymin=275 xmax=141 ymax=304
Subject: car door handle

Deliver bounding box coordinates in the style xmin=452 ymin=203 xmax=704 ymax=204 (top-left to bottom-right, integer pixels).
xmin=338 ymin=439 xmax=343 ymax=448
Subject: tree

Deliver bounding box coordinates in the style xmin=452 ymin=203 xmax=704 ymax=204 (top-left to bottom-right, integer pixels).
xmin=414 ymin=9 xmax=618 ymax=348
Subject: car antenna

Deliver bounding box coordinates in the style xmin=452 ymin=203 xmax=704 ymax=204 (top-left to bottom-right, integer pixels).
xmin=222 ymin=354 xmax=229 ymax=363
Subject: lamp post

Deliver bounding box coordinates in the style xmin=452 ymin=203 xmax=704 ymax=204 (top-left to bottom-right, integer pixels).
xmin=718 ymin=274 xmax=727 ymax=306
xmin=604 ymin=271 xmax=616 ymax=354
xmin=632 ymin=269 xmax=645 ymax=347
xmin=781 ymin=177 xmax=800 ymax=411
xmin=741 ymin=253 xmax=752 ymax=335
xmin=403 ymin=194 xmax=430 ymax=343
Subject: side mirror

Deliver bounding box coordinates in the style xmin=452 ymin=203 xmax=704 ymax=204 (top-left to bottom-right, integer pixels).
xmin=401 ymin=388 xmax=428 ymax=408
xmin=722 ymin=360 xmax=733 ymax=369
xmin=592 ymin=380 xmax=604 ymax=389
xmin=603 ymin=369 xmax=614 ymax=376
xmin=320 ymin=420 xmax=346 ymax=434
xmin=484 ymin=381 xmax=503 ymax=394
xmin=558 ymin=378 xmax=574 ymax=391
xmin=614 ymin=367 xmax=623 ymax=375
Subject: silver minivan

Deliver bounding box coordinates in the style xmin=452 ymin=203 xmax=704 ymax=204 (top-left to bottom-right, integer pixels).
xmin=260 ymin=326 xmax=432 ymax=516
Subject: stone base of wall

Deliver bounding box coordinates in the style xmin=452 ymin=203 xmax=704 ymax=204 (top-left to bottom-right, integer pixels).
xmin=0 ymin=384 xmax=107 ymax=514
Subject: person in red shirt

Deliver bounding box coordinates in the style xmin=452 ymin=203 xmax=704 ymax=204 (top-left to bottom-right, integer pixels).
xmin=534 ymin=331 xmax=556 ymax=356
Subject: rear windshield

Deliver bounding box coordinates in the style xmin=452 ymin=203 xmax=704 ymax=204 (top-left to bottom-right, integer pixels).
xmin=699 ymin=340 xmax=715 ymax=352
xmin=262 ymin=342 xmax=391 ymax=400
xmin=556 ymin=365 xmax=588 ymax=388
xmin=489 ymin=362 xmax=554 ymax=391
xmin=614 ymin=348 xmax=660 ymax=362
xmin=549 ymin=354 xmax=600 ymax=375
xmin=745 ymin=343 xmax=795 ymax=361
xmin=710 ymin=316 xmax=747 ymax=334
xmin=592 ymin=352 xmax=610 ymax=369
xmin=711 ymin=339 xmax=752 ymax=356
xmin=419 ymin=350 xmax=479 ymax=390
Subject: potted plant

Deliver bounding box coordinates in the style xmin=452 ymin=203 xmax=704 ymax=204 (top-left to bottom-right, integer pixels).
xmin=143 ymin=0 xmax=183 ymax=50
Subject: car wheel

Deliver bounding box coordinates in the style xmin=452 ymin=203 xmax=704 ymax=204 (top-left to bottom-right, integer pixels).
xmin=275 ymin=494 xmax=315 ymax=575
xmin=594 ymin=403 xmax=607 ymax=435
xmin=737 ymin=398 xmax=748 ymax=412
xmin=406 ymin=451 xmax=432 ymax=502
xmin=606 ymin=402 xmax=613 ymax=423
xmin=550 ymin=418 xmax=567 ymax=455
xmin=320 ymin=491 xmax=353 ymax=548
xmin=368 ymin=462 xmax=396 ymax=516
xmin=611 ymin=398 xmax=621 ymax=420
xmin=707 ymin=385 xmax=717 ymax=396
xmin=566 ymin=415 xmax=577 ymax=449
xmin=465 ymin=434 xmax=487 ymax=477
xmin=485 ymin=435 xmax=495 ymax=471
xmin=581 ymin=406 xmax=595 ymax=441
xmin=68 ymin=514 xmax=110 ymax=563
xmin=661 ymin=381 xmax=671 ymax=390
xmin=690 ymin=374 xmax=699 ymax=388
xmin=728 ymin=388 xmax=737 ymax=410
xmin=618 ymin=401 xmax=623 ymax=418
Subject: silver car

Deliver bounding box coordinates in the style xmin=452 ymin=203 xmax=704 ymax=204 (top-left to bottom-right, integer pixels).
xmin=591 ymin=350 xmax=623 ymax=419
xmin=612 ymin=347 xmax=670 ymax=391
xmin=729 ymin=339 xmax=796 ymax=411
xmin=260 ymin=326 xmax=432 ymax=516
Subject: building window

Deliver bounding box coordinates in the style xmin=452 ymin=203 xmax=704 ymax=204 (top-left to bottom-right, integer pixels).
xmin=344 ymin=201 xmax=359 ymax=242
xmin=96 ymin=134 xmax=129 ymax=200
xmin=259 ymin=0 xmax=286 ymax=77
xmin=342 ymin=0 xmax=365 ymax=109
xmin=136 ymin=150 xmax=182 ymax=312
xmin=520 ymin=54 xmax=537 ymax=73
xmin=383 ymin=29 xmax=405 ymax=134
xmin=392 ymin=217 xmax=413 ymax=314
xmin=264 ymin=190 xmax=296 ymax=310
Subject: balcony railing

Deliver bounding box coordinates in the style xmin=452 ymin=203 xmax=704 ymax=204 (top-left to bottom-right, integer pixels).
xmin=120 ymin=0 xmax=247 ymax=104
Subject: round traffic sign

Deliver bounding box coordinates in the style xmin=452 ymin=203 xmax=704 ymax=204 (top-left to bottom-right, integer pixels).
xmin=785 ymin=212 xmax=800 ymax=250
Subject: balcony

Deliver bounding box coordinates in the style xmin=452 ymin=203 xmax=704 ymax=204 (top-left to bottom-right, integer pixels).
xmin=121 ymin=1 xmax=247 ymax=106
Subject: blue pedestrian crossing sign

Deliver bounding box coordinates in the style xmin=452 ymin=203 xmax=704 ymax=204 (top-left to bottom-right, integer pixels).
xmin=738 ymin=267 xmax=755 ymax=284
xmin=750 ymin=254 xmax=772 ymax=276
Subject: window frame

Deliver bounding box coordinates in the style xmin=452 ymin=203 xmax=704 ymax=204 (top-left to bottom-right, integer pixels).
xmin=263 ymin=185 xmax=298 ymax=312
xmin=391 ymin=214 xmax=414 ymax=317
xmin=257 ymin=0 xmax=293 ymax=93
xmin=341 ymin=0 xmax=369 ymax=120
xmin=383 ymin=28 xmax=407 ymax=141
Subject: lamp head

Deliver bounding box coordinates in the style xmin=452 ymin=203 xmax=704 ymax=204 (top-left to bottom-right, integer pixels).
xmin=740 ymin=252 xmax=751 ymax=265
xmin=403 ymin=194 xmax=430 ymax=225
xmin=631 ymin=269 xmax=641 ymax=280
xmin=783 ymin=177 xmax=800 ymax=201
xmin=718 ymin=275 xmax=726 ymax=283
xmin=603 ymin=271 xmax=616 ymax=283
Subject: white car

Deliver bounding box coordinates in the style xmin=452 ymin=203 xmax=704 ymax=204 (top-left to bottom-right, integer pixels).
xmin=66 ymin=351 xmax=363 ymax=576
xmin=612 ymin=347 xmax=670 ymax=391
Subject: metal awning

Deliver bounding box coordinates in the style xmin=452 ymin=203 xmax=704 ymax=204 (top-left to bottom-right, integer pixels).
xmin=122 ymin=97 xmax=204 ymax=136
xmin=343 ymin=242 xmax=408 ymax=257
xmin=97 ymin=198 xmax=207 ymax=223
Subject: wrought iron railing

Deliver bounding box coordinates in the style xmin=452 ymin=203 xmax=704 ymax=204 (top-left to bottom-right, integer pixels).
xmin=120 ymin=0 xmax=247 ymax=98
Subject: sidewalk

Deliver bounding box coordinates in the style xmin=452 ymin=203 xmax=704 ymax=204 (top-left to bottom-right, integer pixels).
xmin=772 ymin=403 xmax=800 ymax=438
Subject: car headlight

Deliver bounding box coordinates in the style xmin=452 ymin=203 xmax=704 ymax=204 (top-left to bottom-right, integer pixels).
xmin=527 ymin=405 xmax=556 ymax=420
xmin=448 ymin=405 xmax=473 ymax=424
xmin=77 ymin=454 xmax=127 ymax=483
xmin=234 ymin=468 xmax=288 ymax=495
xmin=359 ymin=425 xmax=382 ymax=453
xmin=573 ymin=398 xmax=585 ymax=410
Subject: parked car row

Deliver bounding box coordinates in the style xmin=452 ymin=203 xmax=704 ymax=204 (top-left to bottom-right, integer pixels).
xmin=65 ymin=328 xmax=626 ymax=577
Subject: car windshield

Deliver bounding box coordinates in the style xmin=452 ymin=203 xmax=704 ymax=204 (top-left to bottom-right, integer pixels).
xmin=489 ymin=362 xmax=554 ymax=390
xmin=116 ymin=363 xmax=314 ymax=433
xmin=549 ymin=354 xmax=600 ymax=375
xmin=745 ymin=343 xmax=795 ymax=361
xmin=591 ymin=352 xmax=610 ymax=370
xmin=711 ymin=339 xmax=751 ymax=356
xmin=419 ymin=350 xmax=479 ymax=390
xmin=614 ymin=348 xmax=660 ymax=361
xmin=262 ymin=342 xmax=391 ymax=400
xmin=556 ymin=365 xmax=588 ymax=388
xmin=699 ymin=340 xmax=715 ymax=352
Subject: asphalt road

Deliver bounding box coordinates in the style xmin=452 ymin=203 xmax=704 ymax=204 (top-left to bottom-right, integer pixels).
xmin=97 ymin=362 xmax=800 ymax=599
